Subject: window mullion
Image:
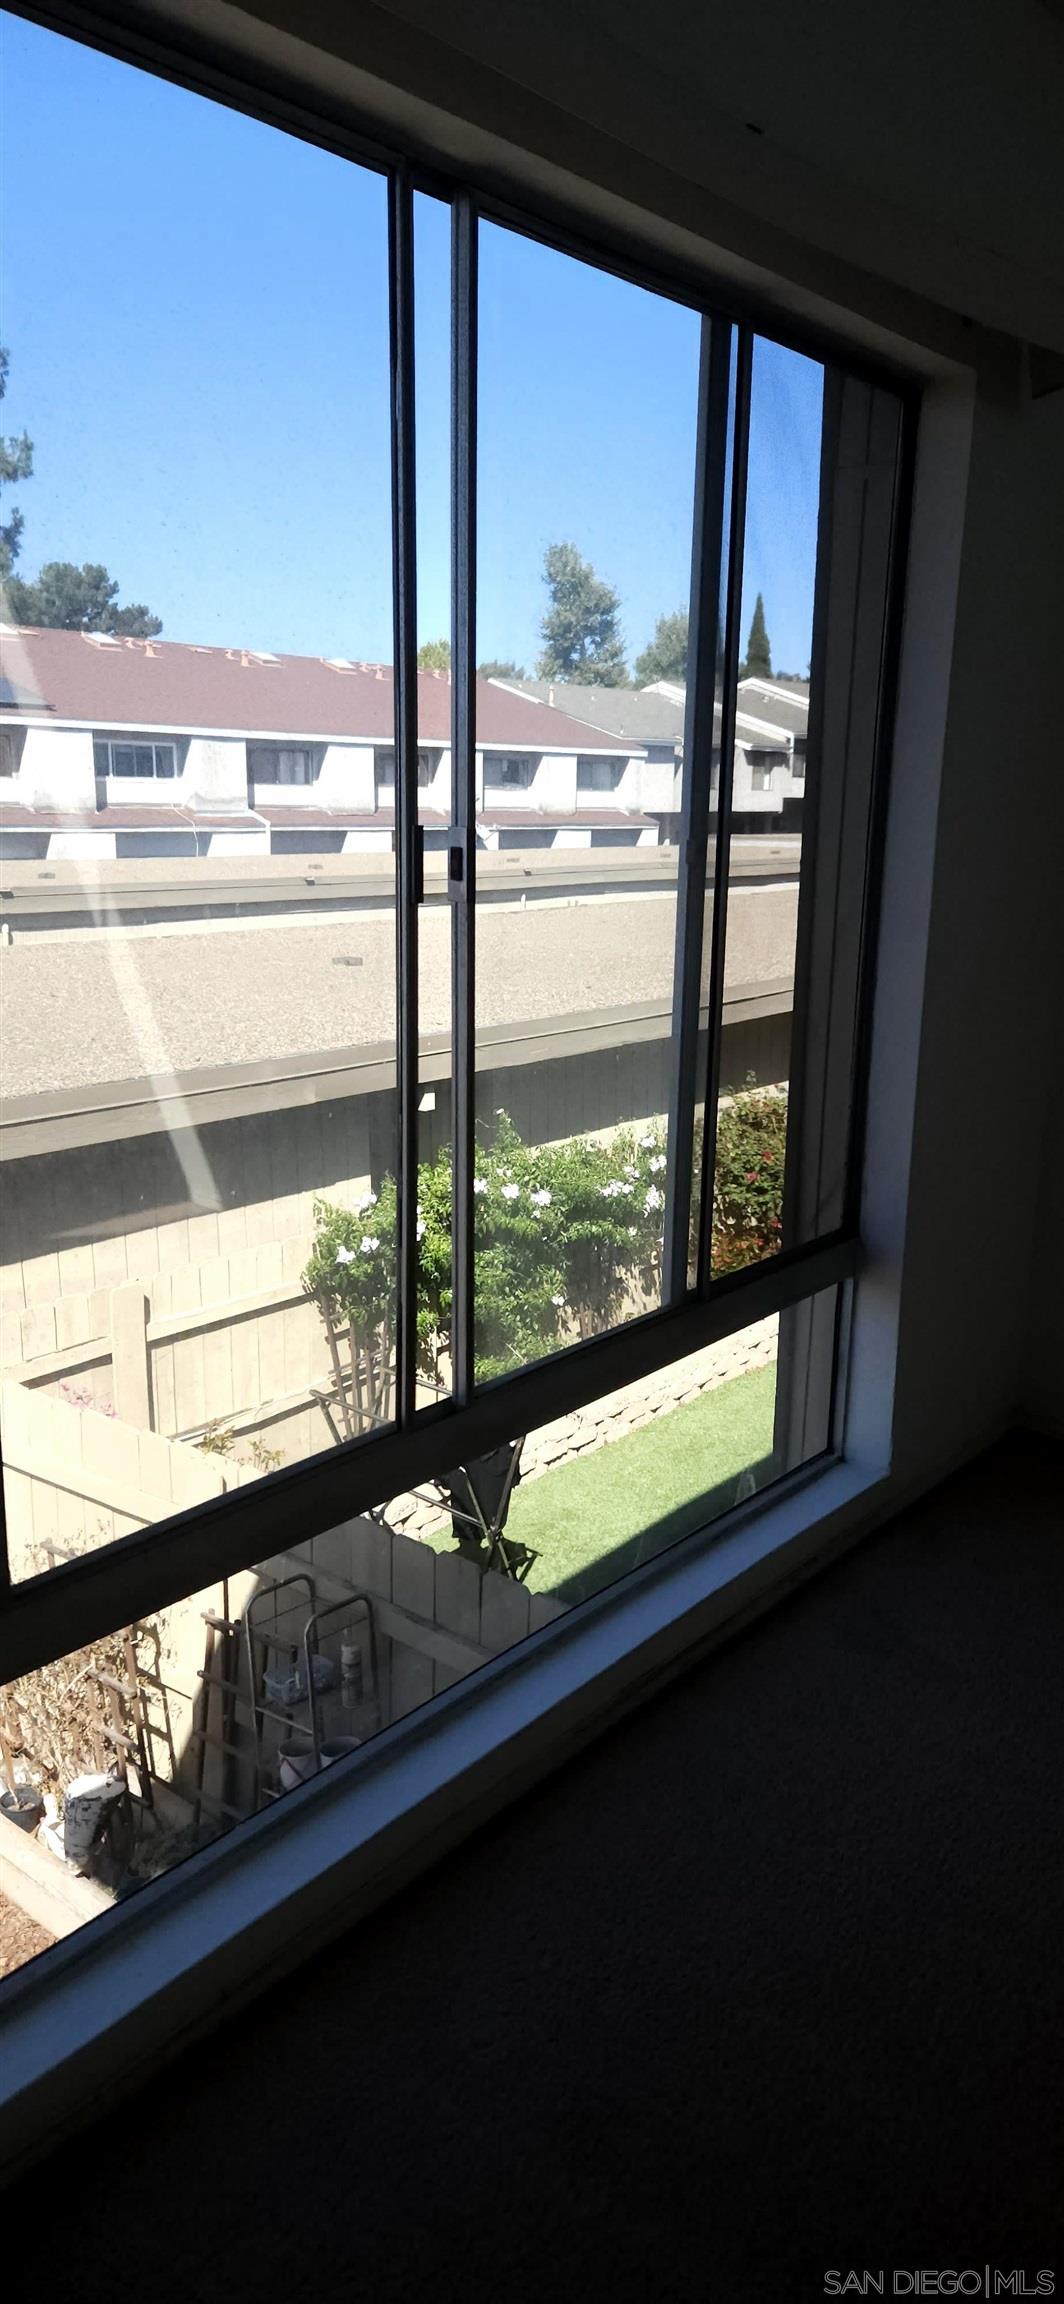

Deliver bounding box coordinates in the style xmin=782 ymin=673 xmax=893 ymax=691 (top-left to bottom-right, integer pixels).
xmin=695 ymin=324 xmax=753 ymax=1293
xmin=450 ymin=192 xmax=478 ymax=1407
xmin=389 ymin=170 xmax=420 ymax=1428
xmin=662 ymin=315 xmax=733 ymax=1302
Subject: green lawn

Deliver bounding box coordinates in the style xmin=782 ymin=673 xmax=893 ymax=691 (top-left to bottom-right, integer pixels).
xmin=427 ymin=1362 xmax=777 ymax=1606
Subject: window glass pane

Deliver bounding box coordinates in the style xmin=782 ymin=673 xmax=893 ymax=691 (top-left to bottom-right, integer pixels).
xmin=411 ymin=187 xmax=453 ymax=1413
xmin=0 ymin=1288 xmax=836 ymax=1975
xmin=473 ymin=220 xmax=701 ymax=1381
xmin=0 ymin=16 xmax=397 ymax=1571
xmin=704 ymin=336 xmax=823 ymax=1277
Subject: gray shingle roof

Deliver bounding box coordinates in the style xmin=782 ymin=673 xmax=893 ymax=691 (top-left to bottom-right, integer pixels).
xmin=500 ymin=680 xmax=685 ymax=744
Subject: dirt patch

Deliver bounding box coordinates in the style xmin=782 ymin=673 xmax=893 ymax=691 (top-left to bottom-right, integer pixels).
xmin=0 ymin=1889 xmax=54 ymax=1979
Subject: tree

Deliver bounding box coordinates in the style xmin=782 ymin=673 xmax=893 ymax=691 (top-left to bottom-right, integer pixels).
xmin=477 ymin=658 xmax=526 ymax=682
xmin=417 ymin=636 xmax=451 ymax=670
xmin=740 ymin=593 xmax=772 ymax=680
xmin=0 ymin=346 xmax=34 ymax=582
xmin=633 ymin=609 xmax=688 ymax=687
xmin=6 ymin=561 xmax=162 ymax=637
xmin=537 ymin=542 xmax=626 ymax=686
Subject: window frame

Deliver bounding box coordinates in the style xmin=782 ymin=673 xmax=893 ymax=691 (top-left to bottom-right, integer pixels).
xmin=93 ymin=733 xmax=178 ymax=781
xmin=0 ymin=5 xmax=957 ymax=2168
xmin=0 ymin=27 xmax=918 ymax=1720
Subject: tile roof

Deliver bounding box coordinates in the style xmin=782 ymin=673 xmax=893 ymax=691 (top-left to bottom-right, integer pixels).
xmin=0 ymin=627 xmax=631 ymax=753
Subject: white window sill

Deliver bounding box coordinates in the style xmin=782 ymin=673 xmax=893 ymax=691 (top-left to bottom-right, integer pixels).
xmin=0 ymin=1444 xmax=893 ymax=2175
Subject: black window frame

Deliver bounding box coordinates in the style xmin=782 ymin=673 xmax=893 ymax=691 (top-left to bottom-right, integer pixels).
xmin=93 ymin=734 xmax=178 ymax=781
xmin=0 ymin=38 xmax=917 ymax=1690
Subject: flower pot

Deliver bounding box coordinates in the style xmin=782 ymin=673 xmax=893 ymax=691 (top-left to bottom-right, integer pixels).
xmin=1 ymin=1785 xmax=43 ymax=1833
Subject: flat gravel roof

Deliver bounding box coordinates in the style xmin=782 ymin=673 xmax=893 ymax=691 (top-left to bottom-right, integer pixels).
xmin=0 ymin=884 xmax=798 ymax=1100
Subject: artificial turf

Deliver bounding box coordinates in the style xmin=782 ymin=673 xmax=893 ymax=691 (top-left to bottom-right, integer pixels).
xmin=427 ymin=1361 xmax=777 ymax=1605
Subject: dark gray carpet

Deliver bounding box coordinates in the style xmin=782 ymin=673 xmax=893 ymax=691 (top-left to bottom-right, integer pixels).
xmin=16 ymin=1433 xmax=1064 ymax=2301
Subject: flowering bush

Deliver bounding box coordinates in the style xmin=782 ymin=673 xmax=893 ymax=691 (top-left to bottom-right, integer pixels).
xmin=303 ymin=1111 xmax=669 ymax=1399
xmin=698 ymin=1082 xmax=788 ymax=1275
xmin=303 ymin=1089 xmax=788 ymax=1417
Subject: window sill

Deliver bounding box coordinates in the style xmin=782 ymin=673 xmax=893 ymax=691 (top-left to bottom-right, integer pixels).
xmin=0 ymin=1444 xmax=891 ymax=2177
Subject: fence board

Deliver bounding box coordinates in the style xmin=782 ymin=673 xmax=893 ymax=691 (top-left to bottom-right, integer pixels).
xmin=387 ymin=1535 xmax=437 ymax=1718
xmin=479 ymin=1570 xmax=534 ymax=1657
xmin=432 ymin=1550 xmax=485 ymax=1694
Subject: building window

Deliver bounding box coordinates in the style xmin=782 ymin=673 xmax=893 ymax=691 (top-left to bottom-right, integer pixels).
xmin=483 ymin=752 xmax=534 ymax=788
xmin=577 ymin=756 xmax=625 ymax=791
xmin=93 ymin=735 xmax=177 ymax=780
xmin=247 ymin=744 xmax=319 ymax=786
xmin=0 ymin=727 xmax=25 ymax=776
xmin=375 ymin=747 xmax=437 ymax=789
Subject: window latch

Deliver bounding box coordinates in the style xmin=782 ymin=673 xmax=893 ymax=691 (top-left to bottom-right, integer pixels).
xmin=446 ymin=824 xmax=474 ymax=901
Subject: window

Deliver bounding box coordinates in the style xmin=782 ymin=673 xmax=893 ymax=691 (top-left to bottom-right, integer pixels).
xmin=0 ymin=726 xmax=24 ymax=775
xmin=482 ymin=752 xmax=534 ymax=788
xmin=0 ymin=10 xmax=912 ymax=2015
xmin=247 ymin=744 xmax=319 ymax=785
xmin=93 ymin=735 xmax=177 ymax=780
xmin=577 ymin=756 xmax=625 ymax=791
xmin=375 ymin=747 xmax=437 ymax=788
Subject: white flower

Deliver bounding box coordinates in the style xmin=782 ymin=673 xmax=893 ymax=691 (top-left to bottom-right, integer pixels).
xmin=335 ymin=1244 xmax=355 ymax=1266
xmin=644 ymin=1186 xmax=664 ymax=1212
xmin=649 ymin=1153 xmax=667 ymax=1173
xmin=501 ymin=1182 xmax=520 ymax=1201
xmin=531 ymin=1188 xmax=551 ymax=1206
xmin=628 ymin=1225 xmax=638 ymax=1237
xmin=360 ymin=1234 xmax=381 ymax=1253
xmin=473 ymin=1177 xmax=488 ymax=1195
xmin=551 ymin=1294 xmax=565 ymax=1308
xmin=416 ymin=1219 xmax=426 ymax=1240
xmin=358 ymin=1192 xmax=378 ymax=1212
xmin=624 ymin=1162 xmax=638 ymax=1180
xmin=639 ymin=1134 xmax=655 ymax=1151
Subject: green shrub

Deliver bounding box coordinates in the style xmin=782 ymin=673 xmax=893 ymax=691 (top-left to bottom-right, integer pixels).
xmin=303 ymin=1089 xmax=786 ymax=1412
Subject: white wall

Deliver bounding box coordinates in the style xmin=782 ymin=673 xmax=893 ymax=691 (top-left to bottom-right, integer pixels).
xmin=179 ymin=736 xmax=248 ymax=813
xmin=16 ymin=727 xmax=96 ymax=812
xmin=885 ymin=383 xmax=1064 ymax=1476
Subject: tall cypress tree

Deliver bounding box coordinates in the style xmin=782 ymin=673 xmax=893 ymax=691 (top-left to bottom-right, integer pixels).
xmin=742 ymin=593 xmax=772 ymax=680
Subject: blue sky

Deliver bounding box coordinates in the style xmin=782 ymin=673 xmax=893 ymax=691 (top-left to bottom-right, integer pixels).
xmin=0 ymin=11 xmax=822 ymax=678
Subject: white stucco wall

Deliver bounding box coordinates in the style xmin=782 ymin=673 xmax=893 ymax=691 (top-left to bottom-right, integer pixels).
xmin=178 ymin=737 xmax=249 ymax=813
xmin=15 ymin=726 xmax=97 ymax=811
